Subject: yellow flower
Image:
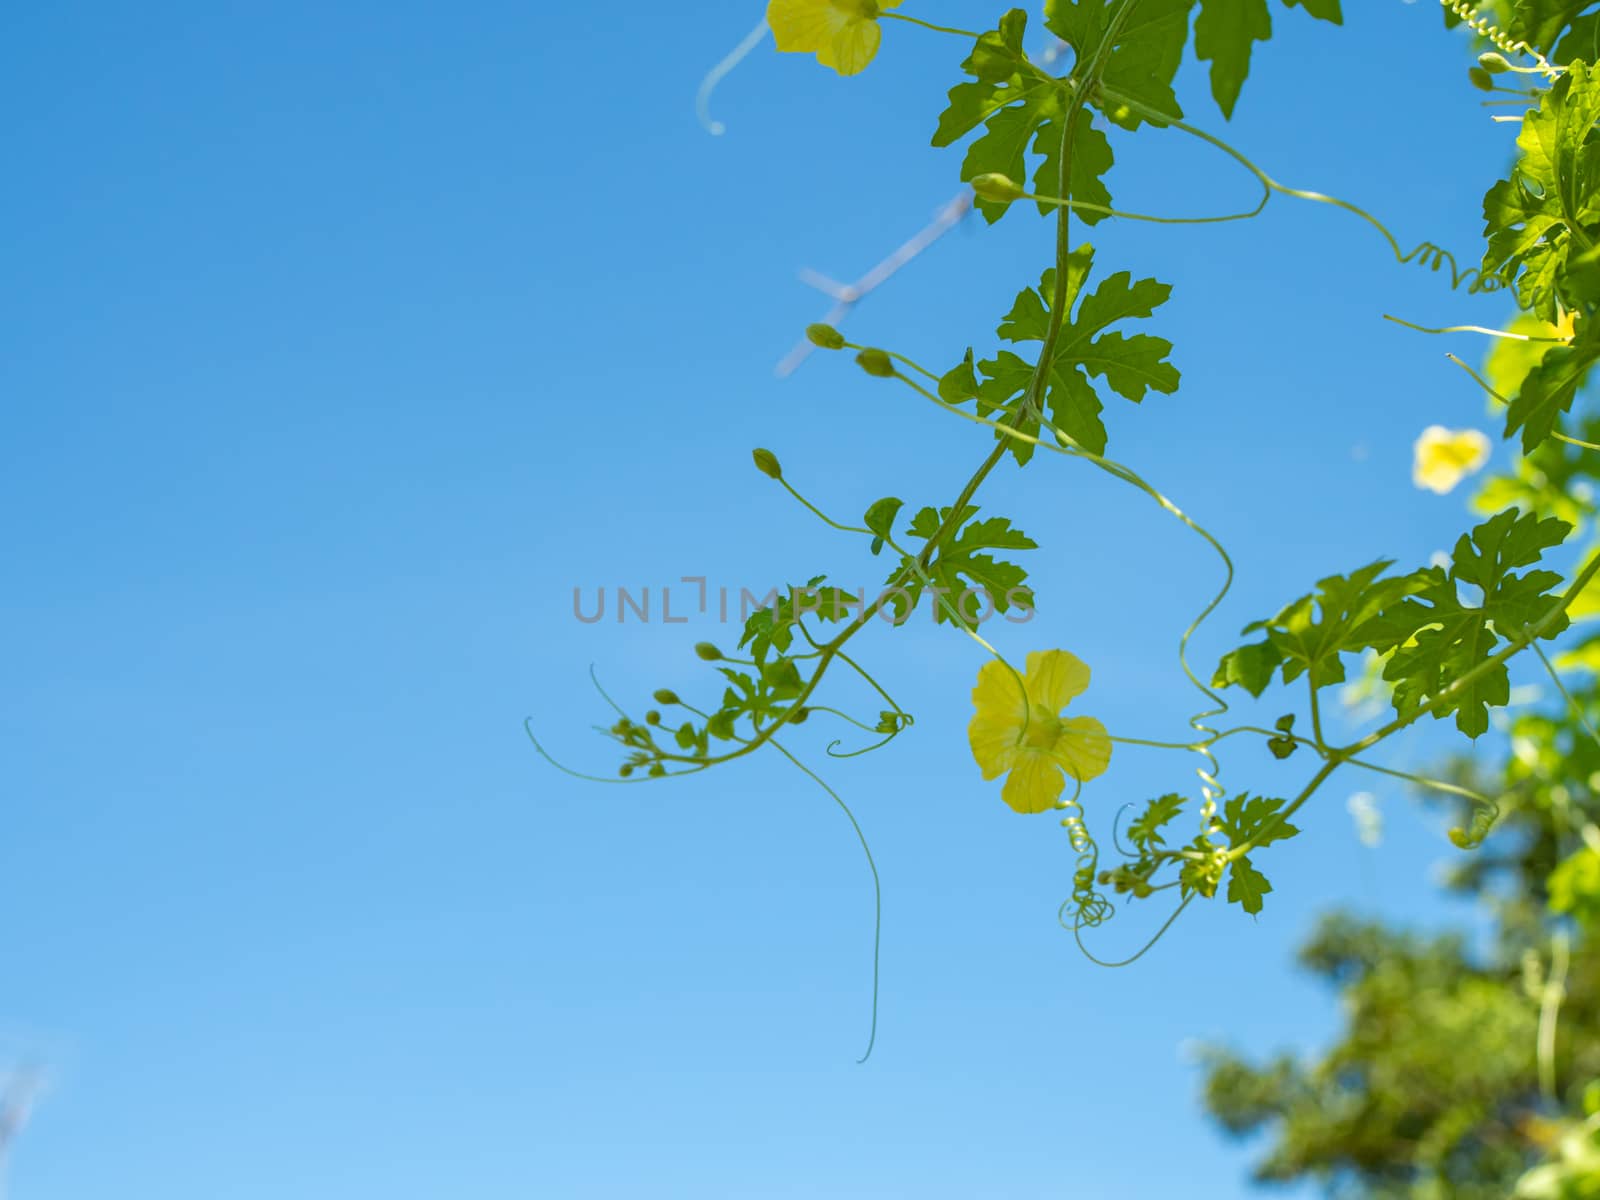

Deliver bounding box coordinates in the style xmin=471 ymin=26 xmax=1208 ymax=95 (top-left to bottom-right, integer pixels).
xmin=1413 ymin=425 xmax=1492 ymax=495
xmin=767 ymin=0 xmax=902 ymax=76
xmin=968 ymin=650 xmax=1113 ymax=814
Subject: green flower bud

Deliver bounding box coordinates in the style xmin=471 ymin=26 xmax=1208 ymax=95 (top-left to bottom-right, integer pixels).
xmin=1478 ymin=51 xmax=1511 ymax=73
xmin=653 ymin=688 xmax=680 ymax=705
xmin=694 ymin=642 xmax=722 ymax=661
xmin=807 ymin=323 xmax=847 ymax=350
xmin=648 ymin=763 xmax=667 ymax=778
xmin=1468 ymin=66 xmax=1494 ymax=92
xmin=790 ymin=706 xmax=811 ymax=724
xmin=970 ymin=172 xmax=1024 ymax=203
xmin=620 ymin=764 xmax=634 ymax=778
xmin=856 ymin=348 xmax=895 ymax=378
xmin=645 ymin=710 xmax=661 ymax=725
xmin=752 ymin=448 xmax=783 ymax=479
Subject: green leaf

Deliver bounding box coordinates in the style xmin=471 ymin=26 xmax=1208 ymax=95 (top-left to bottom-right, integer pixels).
xmin=1223 ymin=560 xmax=1423 ymax=693
xmin=1192 ymin=0 xmax=1345 ymax=119
xmin=1506 ymin=316 xmax=1600 ymax=452
xmin=1267 ymin=715 xmax=1299 ymax=760
xmin=948 ymin=245 xmax=1178 ymax=462
xmin=1031 ymin=117 xmax=1115 ymax=222
xmin=1481 ymin=61 xmax=1600 ymax=321
xmin=1227 ymin=854 xmax=1273 ymax=915
xmin=963 ymin=96 xmax=1059 ymax=223
xmin=1046 ymin=0 xmax=1194 ymax=129
xmin=1127 ymin=793 xmax=1186 ymax=850
xmin=1554 ymin=11 xmax=1600 ymax=64
xmin=887 ymin=505 xmax=1037 ymax=626
xmin=1282 ymin=0 xmax=1342 ymax=22
xmin=1195 ymin=0 xmax=1272 ymax=118
xmin=1218 ymin=793 xmax=1301 ymax=851
xmin=1370 ymin=509 xmax=1573 ymax=737
xmin=1549 ymin=845 xmax=1600 ymax=923
xmin=1510 ymin=0 xmax=1592 ymax=53
xmin=739 ymin=575 xmax=856 ymax=661
xmin=864 ymin=497 xmax=904 ymax=540
xmin=932 ymin=10 xmax=1114 ymax=226
xmin=1213 ymin=639 xmax=1286 ymax=695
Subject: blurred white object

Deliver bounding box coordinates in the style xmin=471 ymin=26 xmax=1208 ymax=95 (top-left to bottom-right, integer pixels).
xmin=1348 ymin=791 xmax=1383 ymax=849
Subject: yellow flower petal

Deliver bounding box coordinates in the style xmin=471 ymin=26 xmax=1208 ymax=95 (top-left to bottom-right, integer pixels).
xmin=968 ymin=714 xmax=1021 ymax=780
xmin=824 ymin=17 xmax=881 ymax=75
xmin=969 ymin=658 xmax=1027 ymax=778
xmin=1000 ymin=749 xmax=1065 ymax=814
xmin=1050 ymin=715 xmax=1112 ymax=783
xmin=768 ymin=0 xmax=900 ymax=75
xmin=1024 ymin=649 xmax=1091 ymax=712
xmin=1413 ymin=425 xmax=1491 ymax=495
xmin=971 ymin=658 xmax=1028 ymax=725
xmin=767 ymin=0 xmax=847 ymax=55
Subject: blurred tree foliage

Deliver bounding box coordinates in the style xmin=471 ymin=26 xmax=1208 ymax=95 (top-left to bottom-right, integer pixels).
xmin=1201 ymin=439 xmax=1600 ymax=1198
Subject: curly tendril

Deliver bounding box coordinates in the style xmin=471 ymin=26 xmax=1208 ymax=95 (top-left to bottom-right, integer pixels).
xmin=1057 ymin=775 xmax=1113 ymax=926
xmin=1087 ymin=86 xmax=1509 ymax=297
xmin=1439 ymin=0 xmax=1559 ymax=79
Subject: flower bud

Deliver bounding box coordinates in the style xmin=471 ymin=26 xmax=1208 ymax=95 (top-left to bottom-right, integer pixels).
xmin=807 ymin=323 xmax=847 ymax=350
xmin=1468 ymin=66 xmax=1494 ymax=91
xmin=752 ymin=448 xmax=783 ymax=479
xmin=1477 ymin=51 xmax=1511 ymax=73
xmin=971 ymin=172 xmax=1024 ymax=203
xmin=652 ymin=688 xmax=680 ymax=705
xmin=694 ymin=642 xmax=722 ymax=661
xmin=856 ymin=348 xmax=895 ymax=378
xmin=790 ymin=706 xmax=811 ymax=724
xmin=645 ymin=710 xmax=661 ymax=725
xmin=620 ymin=764 xmax=634 ymax=778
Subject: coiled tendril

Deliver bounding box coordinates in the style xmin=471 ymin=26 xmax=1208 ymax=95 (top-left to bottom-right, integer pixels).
xmin=1440 ymin=0 xmax=1559 ymax=78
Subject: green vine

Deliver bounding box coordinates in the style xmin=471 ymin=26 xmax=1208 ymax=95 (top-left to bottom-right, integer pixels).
xmin=533 ymin=0 xmax=1600 ymax=1061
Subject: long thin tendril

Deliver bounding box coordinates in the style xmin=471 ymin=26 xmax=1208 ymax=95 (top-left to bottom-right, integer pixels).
xmin=1383 ymin=316 xmax=1570 ymax=342
xmin=1530 ymin=635 xmax=1600 ymax=751
xmin=1446 ymin=353 xmax=1600 ymax=451
xmin=768 ymin=738 xmax=881 ymax=1064
xmin=1095 ymin=86 xmax=1510 ymax=296
xmin=1069 ymin=894 xmax=1195 ymax=967
xmin=879 ymin=12 xmax=982 ymax=39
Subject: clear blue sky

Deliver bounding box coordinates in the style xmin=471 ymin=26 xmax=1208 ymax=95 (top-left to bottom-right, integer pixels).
xmin=0 ymin=2 xmax=1544 ymax=1196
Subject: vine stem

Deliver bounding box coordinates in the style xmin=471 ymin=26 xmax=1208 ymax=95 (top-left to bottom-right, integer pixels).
xmin=1222 ymin=551 xmax=1600 ymax=862
xmin=879 ymin=12 xmax=981 ymax=39
xmin=631 ymin=0 xmax=1147 ymax=780
xmin=1341 ymin=549 xmax=1600 ymax=759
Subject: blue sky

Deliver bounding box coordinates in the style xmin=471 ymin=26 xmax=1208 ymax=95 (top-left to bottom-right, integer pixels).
xmin=0 ymin=2 xmax=1553 ymax=1196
